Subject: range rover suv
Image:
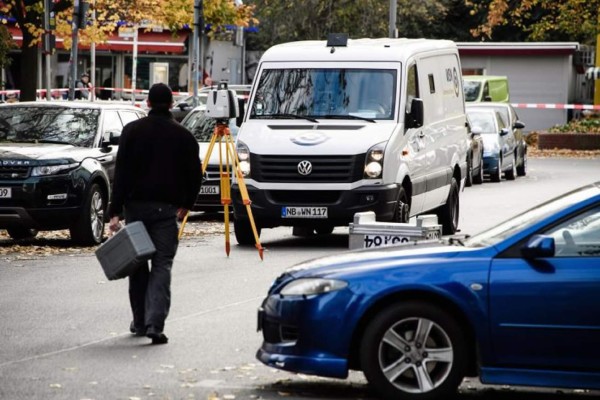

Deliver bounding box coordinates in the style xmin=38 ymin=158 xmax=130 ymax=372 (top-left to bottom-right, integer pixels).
xmin=0 ymin=101 xmax=146 ymax=245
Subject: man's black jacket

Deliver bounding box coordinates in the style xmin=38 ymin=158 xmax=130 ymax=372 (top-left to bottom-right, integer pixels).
xmin=109 ymin=109 xmax=202 ymax=217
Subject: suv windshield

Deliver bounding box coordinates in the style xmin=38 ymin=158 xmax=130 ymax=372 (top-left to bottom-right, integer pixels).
xmin=250 ymin=68 xmax=396 ymax=120
xmin=463 ymin=81 xmax=481 ymax=102
xmin=0 ymin=107 xmax=100 ymax=147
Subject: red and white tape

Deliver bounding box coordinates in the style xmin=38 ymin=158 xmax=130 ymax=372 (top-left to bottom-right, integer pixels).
xmin=511 ymin=103 xmax=600 ymax=111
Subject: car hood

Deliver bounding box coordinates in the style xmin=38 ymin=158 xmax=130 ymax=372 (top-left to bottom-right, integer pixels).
xmin=284 ymin=241 xmax=468 ymax=280
xmin=0 ymin=142 xmax=95 ymax=164
xmin=237 ymin=120 xmax=397 ymax=155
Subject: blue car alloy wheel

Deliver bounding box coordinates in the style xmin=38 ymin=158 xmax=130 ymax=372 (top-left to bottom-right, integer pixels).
xmin=360 ymin=302 xmax=468 ymax=399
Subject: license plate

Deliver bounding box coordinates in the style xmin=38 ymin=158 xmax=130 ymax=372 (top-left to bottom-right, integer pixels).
xmin=199 ymin=185 xmax=220 ymax=195
xmin=281 ymin=206 xmax=328 ymax=219
xmin=0 ymin=187 xmax=11 ymax=198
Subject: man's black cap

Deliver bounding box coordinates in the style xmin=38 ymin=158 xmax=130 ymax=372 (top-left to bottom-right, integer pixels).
xmin=148 ymin=83 xmax=173 ymax=105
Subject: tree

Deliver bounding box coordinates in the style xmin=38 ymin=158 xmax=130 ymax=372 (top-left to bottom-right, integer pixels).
xmin=0 ymin=0 xmax=256 ymax=101
xmin=466 ymin=0 xmax=600 ymax=44
xmin=245 ymin=0 xmax=467 ymax=51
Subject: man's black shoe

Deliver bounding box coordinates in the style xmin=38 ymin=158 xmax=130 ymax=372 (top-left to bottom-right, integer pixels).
xmin=129 ymin=321 xmax=146 ymax=337
xmin=146 ymin=326 xmax=168 ymax=345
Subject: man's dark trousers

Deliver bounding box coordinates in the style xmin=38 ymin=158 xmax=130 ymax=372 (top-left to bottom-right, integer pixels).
xmin=125 ymin=201 xmax=179 ymax=333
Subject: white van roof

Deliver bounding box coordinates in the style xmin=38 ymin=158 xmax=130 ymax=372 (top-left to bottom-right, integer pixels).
xmin=259 ymin=38 xmax=458 ymax=63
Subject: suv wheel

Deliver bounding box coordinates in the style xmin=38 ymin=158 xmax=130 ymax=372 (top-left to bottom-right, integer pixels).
xmin=360 ymin=302 xmax=468 ymax=400
xmin=436 ymin=177 xmax=459 ymax=235
xmin=234 ymin=218 xmax=260 ymax=246
xmin=7 ymin=227 xmax=38 ymax=240
xmin=70 ymin=183 xmax=105 ymax=246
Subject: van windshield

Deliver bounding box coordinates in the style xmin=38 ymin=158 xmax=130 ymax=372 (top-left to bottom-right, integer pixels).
xmin=250 ymin=68 xmax=396 ymax=121
xmin=463 ymin=81 xmax=481 ymax=102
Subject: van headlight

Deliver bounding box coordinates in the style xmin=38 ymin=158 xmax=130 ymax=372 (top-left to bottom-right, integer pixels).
xmin=364 ymin=142 xmax=386 ymax=179
xmin=31 ymin=162 xmax=79 ymax=176
xmin=280 ymin=278 xmax=348 ymax=296
xmin=236 ymin=141 xmax=251 ymax=177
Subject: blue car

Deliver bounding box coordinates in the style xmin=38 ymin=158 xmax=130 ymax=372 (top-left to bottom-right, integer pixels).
xmin=257 ymin=182 xmax=600 ymax=399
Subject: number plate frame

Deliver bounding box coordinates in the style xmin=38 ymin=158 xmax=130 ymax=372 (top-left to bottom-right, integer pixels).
xmin=199 ymin=185 xmax=220 ymax=195
xmin=0 ymin=187 xmax=12 ymax=198
xmin=281 ymin=206 xmax=328 ymax=219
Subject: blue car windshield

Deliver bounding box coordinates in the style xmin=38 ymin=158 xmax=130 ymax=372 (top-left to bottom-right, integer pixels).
xmin=250 ymin=68 xmax=396 ymax=120
xmin=463 ymin=81 xmax=481 ymax=101
xmin=464 ymin=185 xmax=600 ymax=247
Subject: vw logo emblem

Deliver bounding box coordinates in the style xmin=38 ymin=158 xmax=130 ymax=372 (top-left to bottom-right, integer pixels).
xmin=297 ymin=160 xmax=313 ymax=176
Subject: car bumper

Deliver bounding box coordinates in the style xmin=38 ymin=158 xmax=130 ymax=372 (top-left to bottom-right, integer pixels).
xmin=256 ymin=288 xmax=358 ymax=379
xmin=0 ymin=174 xmax=87 ymax=229
xmin=483 ymin=156 xmax=500 ymax=174
xmin=232 ymin=183 xmax=400 ymax=228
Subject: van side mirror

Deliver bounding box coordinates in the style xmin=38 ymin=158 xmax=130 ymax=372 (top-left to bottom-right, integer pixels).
xmin=406 ymin=98 xmax=424 ymax=129
xmin=236 ymin=98 xmax=245 ymax=127
xmin=499 ymin=128 xmax=510 ymax=136
xmin=470 ymin=126 xmax=482 ymax=136
xmin=521 ymin=235 xmax=555 ymax=259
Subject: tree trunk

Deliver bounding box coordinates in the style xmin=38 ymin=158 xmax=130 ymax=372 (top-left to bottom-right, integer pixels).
xmin=20 ymin=32 xmax=38 ymax=102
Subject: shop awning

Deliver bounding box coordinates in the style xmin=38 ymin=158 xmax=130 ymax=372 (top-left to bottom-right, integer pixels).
xmin=7 ymin=26 xmax=188 ymax=54
xmin=585 ymin=67 xmax=600 ymax=80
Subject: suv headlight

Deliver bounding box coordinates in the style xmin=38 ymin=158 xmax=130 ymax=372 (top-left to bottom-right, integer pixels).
xmin=236 ymin=140 xmax=251 ymax=178
xmin=280 ymin=278 xmax=348 ymax=296
xmin=364 ymin=142 xmax=386 ymax=179
xmin=31 ymin=162 xmax=79 ymax=176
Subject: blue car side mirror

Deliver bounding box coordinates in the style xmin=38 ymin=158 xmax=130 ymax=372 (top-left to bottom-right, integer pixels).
xmin=522 ymin=234 xmax=555 ymax=259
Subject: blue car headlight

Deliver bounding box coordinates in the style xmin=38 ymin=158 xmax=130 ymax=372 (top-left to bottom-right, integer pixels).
xmin=279 ymin=278 xmax=348 ymax=296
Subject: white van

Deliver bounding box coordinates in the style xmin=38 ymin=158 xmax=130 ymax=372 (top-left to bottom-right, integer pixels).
xmin=232 ymin=36 xmax=468 ymax=244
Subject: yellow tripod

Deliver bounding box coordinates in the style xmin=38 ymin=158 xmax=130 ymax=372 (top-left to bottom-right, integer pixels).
xmin=179 ymin=120 xmax=263 ymax=259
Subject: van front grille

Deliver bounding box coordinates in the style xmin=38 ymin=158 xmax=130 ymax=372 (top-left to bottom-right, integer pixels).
xmin=251 ymin=154 xmax=364 ymax=183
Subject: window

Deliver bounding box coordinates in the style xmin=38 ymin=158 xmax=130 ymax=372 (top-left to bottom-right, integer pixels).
xmin=544 ymin=207 xmax=600 ymax=257
xmin=405 ymin=63 xmax=419 ymax=114
xmin=428 ymin=74 xmax=435 ymax=94
xmin=102 ymin=110 xmax=123 ymax=142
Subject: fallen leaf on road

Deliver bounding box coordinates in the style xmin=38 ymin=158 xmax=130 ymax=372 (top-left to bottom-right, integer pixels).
xmin=49 ymin=383 xmax=62 ymax=389
xmin=223 ymin=395 xmax=235 ymax=399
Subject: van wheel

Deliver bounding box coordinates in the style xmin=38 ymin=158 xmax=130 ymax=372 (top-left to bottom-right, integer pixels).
xmin=465 ymin=153 xmax=473 ymax=187
xmin=234 ymin=218 xmax=260 ymax=246
xmin=70 ymin=183 xmax=105 ymax=246
xmin=517 ymin=151 xmax=527 ymax=176
xmin=360 ymin=302 xmax=468 ymax=400
xmin=7 ymin=227 xmax=38 ymax=240
xmin=393 ymin=187 xmax=410 ymax=223
xmin=436 ymin=177 xmax=459 ymax=235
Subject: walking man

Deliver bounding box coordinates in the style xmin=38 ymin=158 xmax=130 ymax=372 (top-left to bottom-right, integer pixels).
xmin=108 ymin=83 xmax=202 ymax=345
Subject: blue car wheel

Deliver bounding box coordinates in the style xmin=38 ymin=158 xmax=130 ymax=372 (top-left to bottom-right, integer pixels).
xmin=360 ymin=302 xmax=468 ymax=400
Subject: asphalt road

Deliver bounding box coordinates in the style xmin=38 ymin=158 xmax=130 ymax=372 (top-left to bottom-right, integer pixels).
xmin=1 ymin=157 xmax=599 ymax=400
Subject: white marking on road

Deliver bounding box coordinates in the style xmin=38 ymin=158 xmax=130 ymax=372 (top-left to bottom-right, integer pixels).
xmin=0 ymin=296 xmax=263 ymax=368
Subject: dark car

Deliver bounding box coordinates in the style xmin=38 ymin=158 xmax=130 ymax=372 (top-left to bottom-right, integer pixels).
xmin=256 ymin=182 xmax=600 ymax=400
xmin=466 ymin=102 xmax=527 ymax=176
xmin=465 ymin=107 xmax=517 ymax=182
xmin=465 ymin=115 xmax=484 ymax=186
xmin=0 ymin=101 xmax=146 ymax=244
xmin=180 ymin=107 xmax=240 ymax=211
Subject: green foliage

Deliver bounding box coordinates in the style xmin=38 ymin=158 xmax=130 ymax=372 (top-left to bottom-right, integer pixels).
xmin=549 ymin=116 xmax=600 ymax=134
xmin=0 ymin=25 xmax=15 ymax=69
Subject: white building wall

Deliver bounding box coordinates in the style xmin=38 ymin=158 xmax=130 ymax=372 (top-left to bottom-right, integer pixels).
xmin=460 ymin=54 xmax=573 ymax=131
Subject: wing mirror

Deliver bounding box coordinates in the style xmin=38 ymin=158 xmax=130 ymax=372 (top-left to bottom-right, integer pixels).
xmin=102 ymin=130 xmax=121 ymax=147
xmin=470 ymin=125 xmax=482 ymax=136
xmin=236 ymin=97 xmax=245 ymax=127
xmin=406 ymin=98 xmax=424 ymax=129
xmin=514 ymin=121 xmax=525 ymax=129
xmin=178 ymin=103 xmax=190 ymax=111
xmin=499 ymin=128 xmax=510 ymax=136
xmin=521 ymin=235 xmax=555 ymax=259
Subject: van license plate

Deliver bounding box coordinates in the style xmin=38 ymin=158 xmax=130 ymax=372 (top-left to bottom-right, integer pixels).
xmin=0 ymin=188 xmax=11 ymax=198
xmin=281 ymin=207 xmax=328 ymax=219
xmin=199 ymin=186 xmax=219 ymax=195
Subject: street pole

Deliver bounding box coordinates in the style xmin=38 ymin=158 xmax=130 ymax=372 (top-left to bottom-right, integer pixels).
xmin=68 ymin=0 xmax=80 ymax=100
xmin=131 ymin=25 xmax=138 ymax=106
xmin=44 ymin=0 xmax=51 ymax=100
xmin=90 ymin=0 xmax=96 ymax=101
xmin=389 ymin=0 xmax=397 ymax=38
xmin=192 ymin=0 xmax=203 ymax=107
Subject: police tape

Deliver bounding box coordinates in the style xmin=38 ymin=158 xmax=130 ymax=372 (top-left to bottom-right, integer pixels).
xmin=511 ymin=103 xmax=600 ymax=110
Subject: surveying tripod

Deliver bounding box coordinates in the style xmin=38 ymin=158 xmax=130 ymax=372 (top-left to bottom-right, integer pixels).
xmin=179 ymin=120 xmax=264 ymax=259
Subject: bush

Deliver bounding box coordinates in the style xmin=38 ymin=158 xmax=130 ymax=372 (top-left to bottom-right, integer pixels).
xmin=549 ymin=113 xmax=600 ymax=134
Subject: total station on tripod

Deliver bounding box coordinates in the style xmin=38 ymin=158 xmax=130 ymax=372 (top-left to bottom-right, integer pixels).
xmin=205 ymin=81 xmax=243 ymax=123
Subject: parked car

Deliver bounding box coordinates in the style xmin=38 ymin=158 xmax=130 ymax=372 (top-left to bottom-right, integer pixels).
xmin=466 ymin=102 xmax=527 ymax=176
xmin=464 ymin=115 xmax=484 ymax=186
xmin=256 ymin=182 xmax=600 ymax=400
xmin=463 ymin=75 xmax=509 ymax=102
xmin=465 ymin=106 xmax=517 ymax=182
xmin=180 ymin=107 xmax=240 ymax=211
xmin=172 ymin=84 xmax=251 ymax=122
xmin=0 ymin=101 xmax=146 ymax=244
